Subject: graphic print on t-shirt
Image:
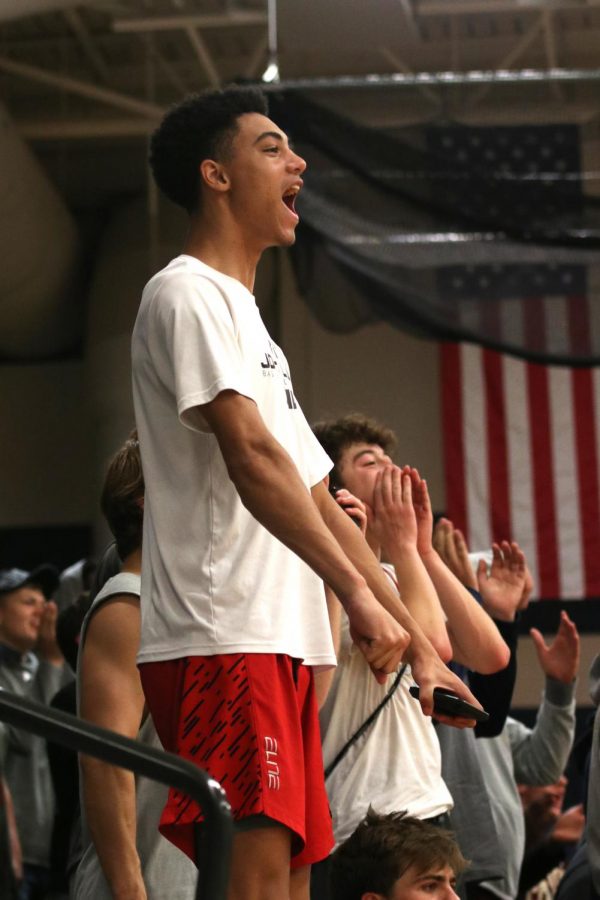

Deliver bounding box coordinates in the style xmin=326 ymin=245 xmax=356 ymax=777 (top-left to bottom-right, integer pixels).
xmin=260 ymin=338 xmax=298 ymax=410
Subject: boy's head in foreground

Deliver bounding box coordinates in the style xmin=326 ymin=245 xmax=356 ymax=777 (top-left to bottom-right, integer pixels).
xmin=331 ymin=810 xmax=467 ymax=900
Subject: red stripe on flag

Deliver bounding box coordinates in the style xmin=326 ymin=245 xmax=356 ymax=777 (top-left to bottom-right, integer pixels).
xmin=526 ymin=362 xmax=561 ymax=597
xmin=483 ymin=349 xmax=511 ymax=541
xmin=440 ymin=343 xmax=467 ymax=534
xmin=571 ymin=369 xmax=600 ymax=595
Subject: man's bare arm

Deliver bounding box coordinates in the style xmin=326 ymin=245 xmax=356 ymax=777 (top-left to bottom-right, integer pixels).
xmin=79 ymin=597 xmax=147 ymax=900
xmin=197 ymin=390 xmax=409 ymax=682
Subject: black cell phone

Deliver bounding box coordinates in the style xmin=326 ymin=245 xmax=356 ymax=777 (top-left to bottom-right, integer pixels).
xmin=329 ymin=483 xmax=362 ymax=528
xmin=409 ymin=685 xmax=489 ymax=723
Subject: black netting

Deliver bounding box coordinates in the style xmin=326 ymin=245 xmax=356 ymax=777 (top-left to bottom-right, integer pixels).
xmin=269 ymin=91 xmax=600 ymax=364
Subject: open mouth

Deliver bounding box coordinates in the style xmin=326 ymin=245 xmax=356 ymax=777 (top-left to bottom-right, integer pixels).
xmin=282 ymin=186 xmax=300 ymax=216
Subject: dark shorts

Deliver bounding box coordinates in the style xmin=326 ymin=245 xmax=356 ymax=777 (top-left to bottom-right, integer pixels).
xmin=139 ymin=653 xmax=334 ymax=869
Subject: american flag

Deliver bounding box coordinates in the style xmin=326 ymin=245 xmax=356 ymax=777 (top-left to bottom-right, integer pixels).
xmin=425 ymin=123 xmax=582 ymax=235
xmin=437 ymin=263 xmax=596 ymax=362
xmin=441 ymin=339 xmax=600 ymax=600
xmin=435 ymin=123 xmax=600 ymax=601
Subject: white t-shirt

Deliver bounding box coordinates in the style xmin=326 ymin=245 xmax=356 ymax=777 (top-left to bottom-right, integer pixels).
xmin=131 ymin=254 xmax=335 ymax=667
xmin=319 ymin=566 xmax=453 ymax=849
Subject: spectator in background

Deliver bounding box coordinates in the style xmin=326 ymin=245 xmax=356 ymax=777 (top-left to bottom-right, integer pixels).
xmin=330 ymin=809 xmax=467 ymax=900
xmin=518 ymin=775 xmax=584 ymax=898
xmin=52 ymin=561 xmax=96 ymax=615
xmin=72 ymin=430 xmax=196 ymax=900
xmin=475 ymin=611 xmax=578 ymax=899
xmin=46 ymin=593 xmax=92 ymax=897
xmin=555 ymin=651 xmax=600 ymax=900
xmin=311 ymin=414 xmax=513 ymax=900
xmin=0 ymin=566 xmax=63 ymax=900
xmin=436 ymin=525 xmax=579 ymax=900
xmin=434 ymin=520 xmax=531 ymax=900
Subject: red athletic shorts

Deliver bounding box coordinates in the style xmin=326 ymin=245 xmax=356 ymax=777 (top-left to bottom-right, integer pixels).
xmin=139 ymin=653 xmax=334 ymax=869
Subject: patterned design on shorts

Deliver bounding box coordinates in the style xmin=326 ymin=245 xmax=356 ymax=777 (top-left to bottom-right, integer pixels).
xmin=172 ymin=655 xmax=263 ymax=825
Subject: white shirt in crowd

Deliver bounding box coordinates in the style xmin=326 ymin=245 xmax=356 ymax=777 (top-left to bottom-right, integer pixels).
xmin=319 ymin=564 xmax=453 ymax=849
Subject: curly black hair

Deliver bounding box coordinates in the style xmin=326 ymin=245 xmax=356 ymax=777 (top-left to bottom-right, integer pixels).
xmin=149 ymin=85 xmax=269 ymax=214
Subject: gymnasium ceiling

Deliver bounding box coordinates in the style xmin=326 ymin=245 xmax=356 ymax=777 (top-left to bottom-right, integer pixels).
xmin=2 ymin=0 xmax=600 ymax=144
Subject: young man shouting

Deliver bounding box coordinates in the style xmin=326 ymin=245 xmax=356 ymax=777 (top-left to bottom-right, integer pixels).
xmin=132 ymin=85 xmax=480 ymax=900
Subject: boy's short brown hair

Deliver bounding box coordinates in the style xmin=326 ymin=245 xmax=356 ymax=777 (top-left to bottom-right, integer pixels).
xmin=312 ymin=413 xmax=397 ymax=487
xmin=330 ymin=809 xmax=467 ymax=900
xmin=100 ymin=430 xmax=144 ymax=561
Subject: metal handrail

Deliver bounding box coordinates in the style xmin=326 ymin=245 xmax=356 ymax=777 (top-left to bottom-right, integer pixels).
xmin=0 ymin=690 xmax=233 ymax=900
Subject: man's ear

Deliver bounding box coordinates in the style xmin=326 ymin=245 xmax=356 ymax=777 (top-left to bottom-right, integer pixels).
xmin=362 ymin=893 xmax=386 ymax=900
xmin=199 ymin=159 xmax=230 ymax=193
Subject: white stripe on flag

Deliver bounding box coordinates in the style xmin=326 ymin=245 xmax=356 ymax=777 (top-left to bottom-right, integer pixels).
xmin=548 ymin=367 xmax=584 ymax=598
xmin=502 ymin=354 xmax=539 ymax=598
xmin=461 ymin=344 xmax=491 ymax=550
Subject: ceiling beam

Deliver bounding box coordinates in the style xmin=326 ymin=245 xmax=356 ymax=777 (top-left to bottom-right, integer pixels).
xmin=542 ymin=8 xmax=565 ymax=100
xmin=0 ymin=56 xmax=164 ymax=118
xmin=16 ymin=99 xmax=600 ymax=141
xmin=381 ymin=48 xmax=439 ymax=104
xmin=463 ymin=15 xmax=545 ymax=109
xmin=17 ymin=117 xmax=156 ymax=140
xmin=113 ymin=10 xmax=267 ymax=34
xmin=397 ymin=0 xmax=422 ymax=43
xmin=0 ymin=0 xmax=95 ymax=21
xmin=185 ymin=26 xmax=220 ymax=88
xmin=63 ymin=8 xmax=111 ymax=84
xmin=141 ymin=36 xmax=188 ymax=95
xmin=244 ymin=33 xmax=269 ymax=80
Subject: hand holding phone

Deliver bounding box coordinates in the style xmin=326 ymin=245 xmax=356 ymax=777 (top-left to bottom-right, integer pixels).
xmin=409 ymin=685 xmax=489 ymax=723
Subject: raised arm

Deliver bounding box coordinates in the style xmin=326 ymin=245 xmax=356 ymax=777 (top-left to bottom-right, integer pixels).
xmin=79 ymin=597 xmax=147 ymax=900
xmin=510 ymin=612 xmax=579 ymax=785
xmin=419 ymin=504 xmax=510 ymax=673
xmin=368 ymin=466 xmax=451 ymax=661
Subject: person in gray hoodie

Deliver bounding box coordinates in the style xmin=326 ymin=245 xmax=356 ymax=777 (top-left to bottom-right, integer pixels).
xmin=474 ymin=610 xmax=579 ymax=900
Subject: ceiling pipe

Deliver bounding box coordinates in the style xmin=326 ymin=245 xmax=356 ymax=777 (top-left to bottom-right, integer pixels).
xmin=262 ymin=67 xmax=600 ymax=91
